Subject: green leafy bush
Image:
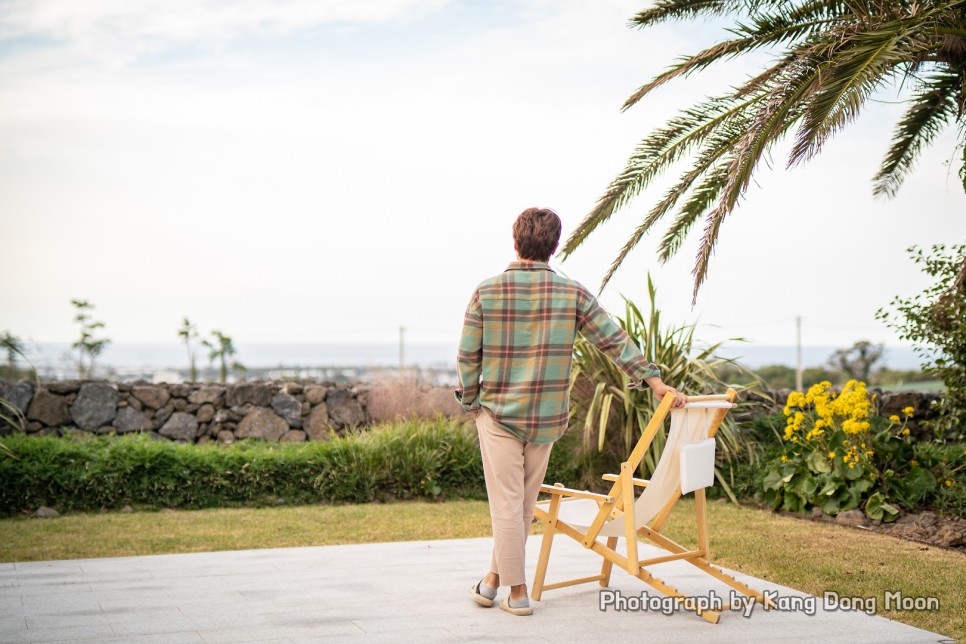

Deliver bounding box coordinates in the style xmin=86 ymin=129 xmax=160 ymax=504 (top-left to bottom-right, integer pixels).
xmin=758 ymin=381 xmax=965 ymax=519
xmin=0 ymin=418 xmax=488 ymax=515
xmin=877 ymin=244 xmax=966 ymax=439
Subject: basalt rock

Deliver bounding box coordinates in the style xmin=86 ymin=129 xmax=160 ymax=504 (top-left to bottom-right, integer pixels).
xmin=70 ymin=382 xmax=118 ymax=431
xmin=271 ymin=392 xmax=302 ymax=427
xmin=27 ymin=390 xmax=71 ymax=427
xmin=132 ymin=386 xmax=170 ymax=409
xmin=326 ymin=389 xmax=366 ymax=428
xmin=0 ymin=381 xmax=35 ymax=415
xmin=236 ymin=407 xmax=287 ymax=441
xmin=159 ymin=412 xmax=198 ymax=442
xmin=226 ymin=382 xmax=274 ymax=408
xmin=114 ymin=406 xmax=152 ymax=434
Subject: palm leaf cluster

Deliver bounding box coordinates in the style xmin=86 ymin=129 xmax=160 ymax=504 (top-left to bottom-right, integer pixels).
xmin=562 ymin=0 xmax=966 ymax=301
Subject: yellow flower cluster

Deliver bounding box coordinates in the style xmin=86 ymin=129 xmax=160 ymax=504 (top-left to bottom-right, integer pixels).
xmin=782 ymin=380 xmax=872 ymax=441
xmin=831 ymin=380 xmax=872 ymax=434
xmin=842 ymin=444 xmax=861 ymax=469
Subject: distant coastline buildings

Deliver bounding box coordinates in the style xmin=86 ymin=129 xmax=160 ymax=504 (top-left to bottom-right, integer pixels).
xmin=13 ymin=341 xmax=924 ymax=386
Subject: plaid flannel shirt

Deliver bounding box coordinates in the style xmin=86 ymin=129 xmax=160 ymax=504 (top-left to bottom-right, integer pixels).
xmin=455 ymin=260 xmax=660 ymax=444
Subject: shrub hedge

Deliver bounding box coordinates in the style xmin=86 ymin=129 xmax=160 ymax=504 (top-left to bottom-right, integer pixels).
xmin=0 ymin=415 xmax=601 ymax=515
xmin=0 ymin=418 xmax=487 ymax=514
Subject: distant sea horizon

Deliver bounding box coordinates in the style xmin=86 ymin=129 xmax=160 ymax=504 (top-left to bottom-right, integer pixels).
xmin=20 ymin=341 xmax=926 ymax=373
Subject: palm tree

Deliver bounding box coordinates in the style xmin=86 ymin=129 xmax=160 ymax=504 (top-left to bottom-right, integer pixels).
xmin=561 ymin=0 xmax=966 ymax=301
xmin=178 ymin=317 xmax=199 ymax=382
xmin=202 ymin=330 xmax=241 ymax=383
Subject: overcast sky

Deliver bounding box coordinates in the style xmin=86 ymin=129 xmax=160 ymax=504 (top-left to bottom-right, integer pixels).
xmin=1 ymin=0 xmax=964 ymax=357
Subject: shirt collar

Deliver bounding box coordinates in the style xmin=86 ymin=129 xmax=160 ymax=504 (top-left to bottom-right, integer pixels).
xmin=506 ymin=260 xmax=554 ymax=273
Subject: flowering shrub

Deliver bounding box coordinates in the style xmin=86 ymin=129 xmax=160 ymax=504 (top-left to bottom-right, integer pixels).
xmin=760 ymin=380 xmax=948 ymax=521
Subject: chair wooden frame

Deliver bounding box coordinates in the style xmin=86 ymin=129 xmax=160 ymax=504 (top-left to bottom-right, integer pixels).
xmin=531 ymin=389 xmax=774 ymax=623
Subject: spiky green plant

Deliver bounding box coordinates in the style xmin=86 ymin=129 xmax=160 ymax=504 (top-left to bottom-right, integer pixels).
xmin=571 ymin=276 xmax=763 ymax=500
xmin=0 ymin=397 xmax=24 ymax=459
xmin=561 ymin=0 xmax=966 ymax=301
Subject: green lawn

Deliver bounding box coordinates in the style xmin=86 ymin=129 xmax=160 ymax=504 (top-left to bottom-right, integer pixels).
xmin=1 ymin=499 xmax=962 ymax=640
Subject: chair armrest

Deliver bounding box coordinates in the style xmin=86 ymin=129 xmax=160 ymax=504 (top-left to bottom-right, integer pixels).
xmin=539 ymin=483 xmax=613 ymax=504
xmin=601 ymin=473 xmax=650 ymax=487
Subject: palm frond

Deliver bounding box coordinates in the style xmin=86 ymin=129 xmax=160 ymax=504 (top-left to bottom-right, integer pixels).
xmin=623 ymin=12 xmax=834 ymax=110
xmin=560 ymin=94 xmax=757 ymax=259
xmin=631 ymin=0 xmax=750 ymax=28
xmin=790 ymin=20 xmax=908 ymax=164
xmin=687 ymin=65 xmax=817 ymax=300
xmin=690 ymin=204 xmax=730 ymax=304
xmin=595 ymin=121 xmax=748 ymax=292
xmin=566 ymin=0 xmax=966 ymax=301
xmin=716 ymin=62 xmax=816 ymax=215
xmin=873 ymin=71 xmax=961 ymax=197
xmin=658 ymin=162 xmax=731 ymax=262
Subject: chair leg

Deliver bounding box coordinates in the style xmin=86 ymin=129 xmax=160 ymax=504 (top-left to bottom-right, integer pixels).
xmin=531 ymin=495 xmax=560 ymax=601
xmin=599 ymin=536 xmax=618 ymax=586
xmin=695 ymin=488 xmax=709 ymax=559
xmin=620 ymin=464 xmax=638 ymax=575
xmin=638 ymin=570 xmax=721 ymax=624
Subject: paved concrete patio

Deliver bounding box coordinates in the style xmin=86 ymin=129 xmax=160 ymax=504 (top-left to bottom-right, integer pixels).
xmin=0 ymin=536 xmax=952 ymax=643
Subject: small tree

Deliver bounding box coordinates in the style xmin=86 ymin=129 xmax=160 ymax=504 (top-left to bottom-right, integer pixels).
xmin=70 ymin=299 xmax=111 ymax=378
xmin=877 ymin=244 xmax=966 ymax=439
xmin=828 ymin=341 xmax=885 ymax=384
xmin=178 ymin=318 xmax=199 ymax=382
xmin=0 ymin=331 xmax=25 ymax=379
xmin=201 ymin=330 xmax=241 ymax=383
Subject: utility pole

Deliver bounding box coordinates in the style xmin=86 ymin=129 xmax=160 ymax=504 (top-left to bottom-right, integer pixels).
xmin=399 ymin=326 xmax=405 ymax=374
xmin=795 ymin=316 xmax=803 ymax=392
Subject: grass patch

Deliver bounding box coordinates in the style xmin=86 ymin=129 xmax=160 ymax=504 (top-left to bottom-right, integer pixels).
xmin=660 ymin=500 xmax=964 ymax=640
xmin=0 ymin=499 xmax=961 ymax=639
xmin=0 ymin=501 xmax=492 ymax=561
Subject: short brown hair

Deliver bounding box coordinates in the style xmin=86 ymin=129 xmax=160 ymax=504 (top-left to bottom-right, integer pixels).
xmin=513 ymin=207 xmax=561 ymax=262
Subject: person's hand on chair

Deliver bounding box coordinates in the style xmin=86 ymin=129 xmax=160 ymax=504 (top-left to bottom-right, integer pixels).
xmin=648 ymin=381 xmax=688 ymax=408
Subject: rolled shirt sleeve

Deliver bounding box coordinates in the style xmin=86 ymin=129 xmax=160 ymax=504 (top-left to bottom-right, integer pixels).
xmin=455 ymin=290 xmax=483 ymax=413
xmin=576 ymin=292 xmax=660 ymax=387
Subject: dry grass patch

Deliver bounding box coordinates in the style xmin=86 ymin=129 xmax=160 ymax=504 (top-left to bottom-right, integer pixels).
xmin=366 ymin=375 xmax=463 ymax=423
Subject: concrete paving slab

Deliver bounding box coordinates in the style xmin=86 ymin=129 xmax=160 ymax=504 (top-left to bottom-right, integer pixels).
xmin=0 ymin=536 xmax=953 ymax=643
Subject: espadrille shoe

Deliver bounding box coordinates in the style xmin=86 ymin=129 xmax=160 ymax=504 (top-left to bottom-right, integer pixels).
xmin=500 ymin=596 xmax=533 ymax=616
xmin=470 ymin=580 xmax=496 ymax=607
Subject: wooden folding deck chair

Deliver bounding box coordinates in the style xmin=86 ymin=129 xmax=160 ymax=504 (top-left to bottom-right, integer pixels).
xmin=531 ymin=389 xmax=772 ymax=623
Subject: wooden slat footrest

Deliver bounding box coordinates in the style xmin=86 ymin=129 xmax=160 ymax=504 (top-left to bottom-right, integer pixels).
xmin=639 ymin=550 xmax=705 ymax=566
xmin=601 ymin=473 xmax=649 ymax=487
xmin=541 ymin=574 xmax=607 ymax=591
xmin=539 ymin=483 xmax=613 ymax=504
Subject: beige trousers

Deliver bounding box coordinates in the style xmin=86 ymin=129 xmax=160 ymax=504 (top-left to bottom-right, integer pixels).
xmin=475 ymin=408 xmax=554 ymax=587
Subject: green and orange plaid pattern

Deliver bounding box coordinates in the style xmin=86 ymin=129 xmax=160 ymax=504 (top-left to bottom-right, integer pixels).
xmin=456 ymin=261 xmax=659 ymax=444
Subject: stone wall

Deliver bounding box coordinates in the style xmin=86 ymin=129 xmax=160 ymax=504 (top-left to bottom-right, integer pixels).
xmin=0 ymin=380 xmax=384 ymax=444
xmin=0 ymin=379 xmax=946 ymax=443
